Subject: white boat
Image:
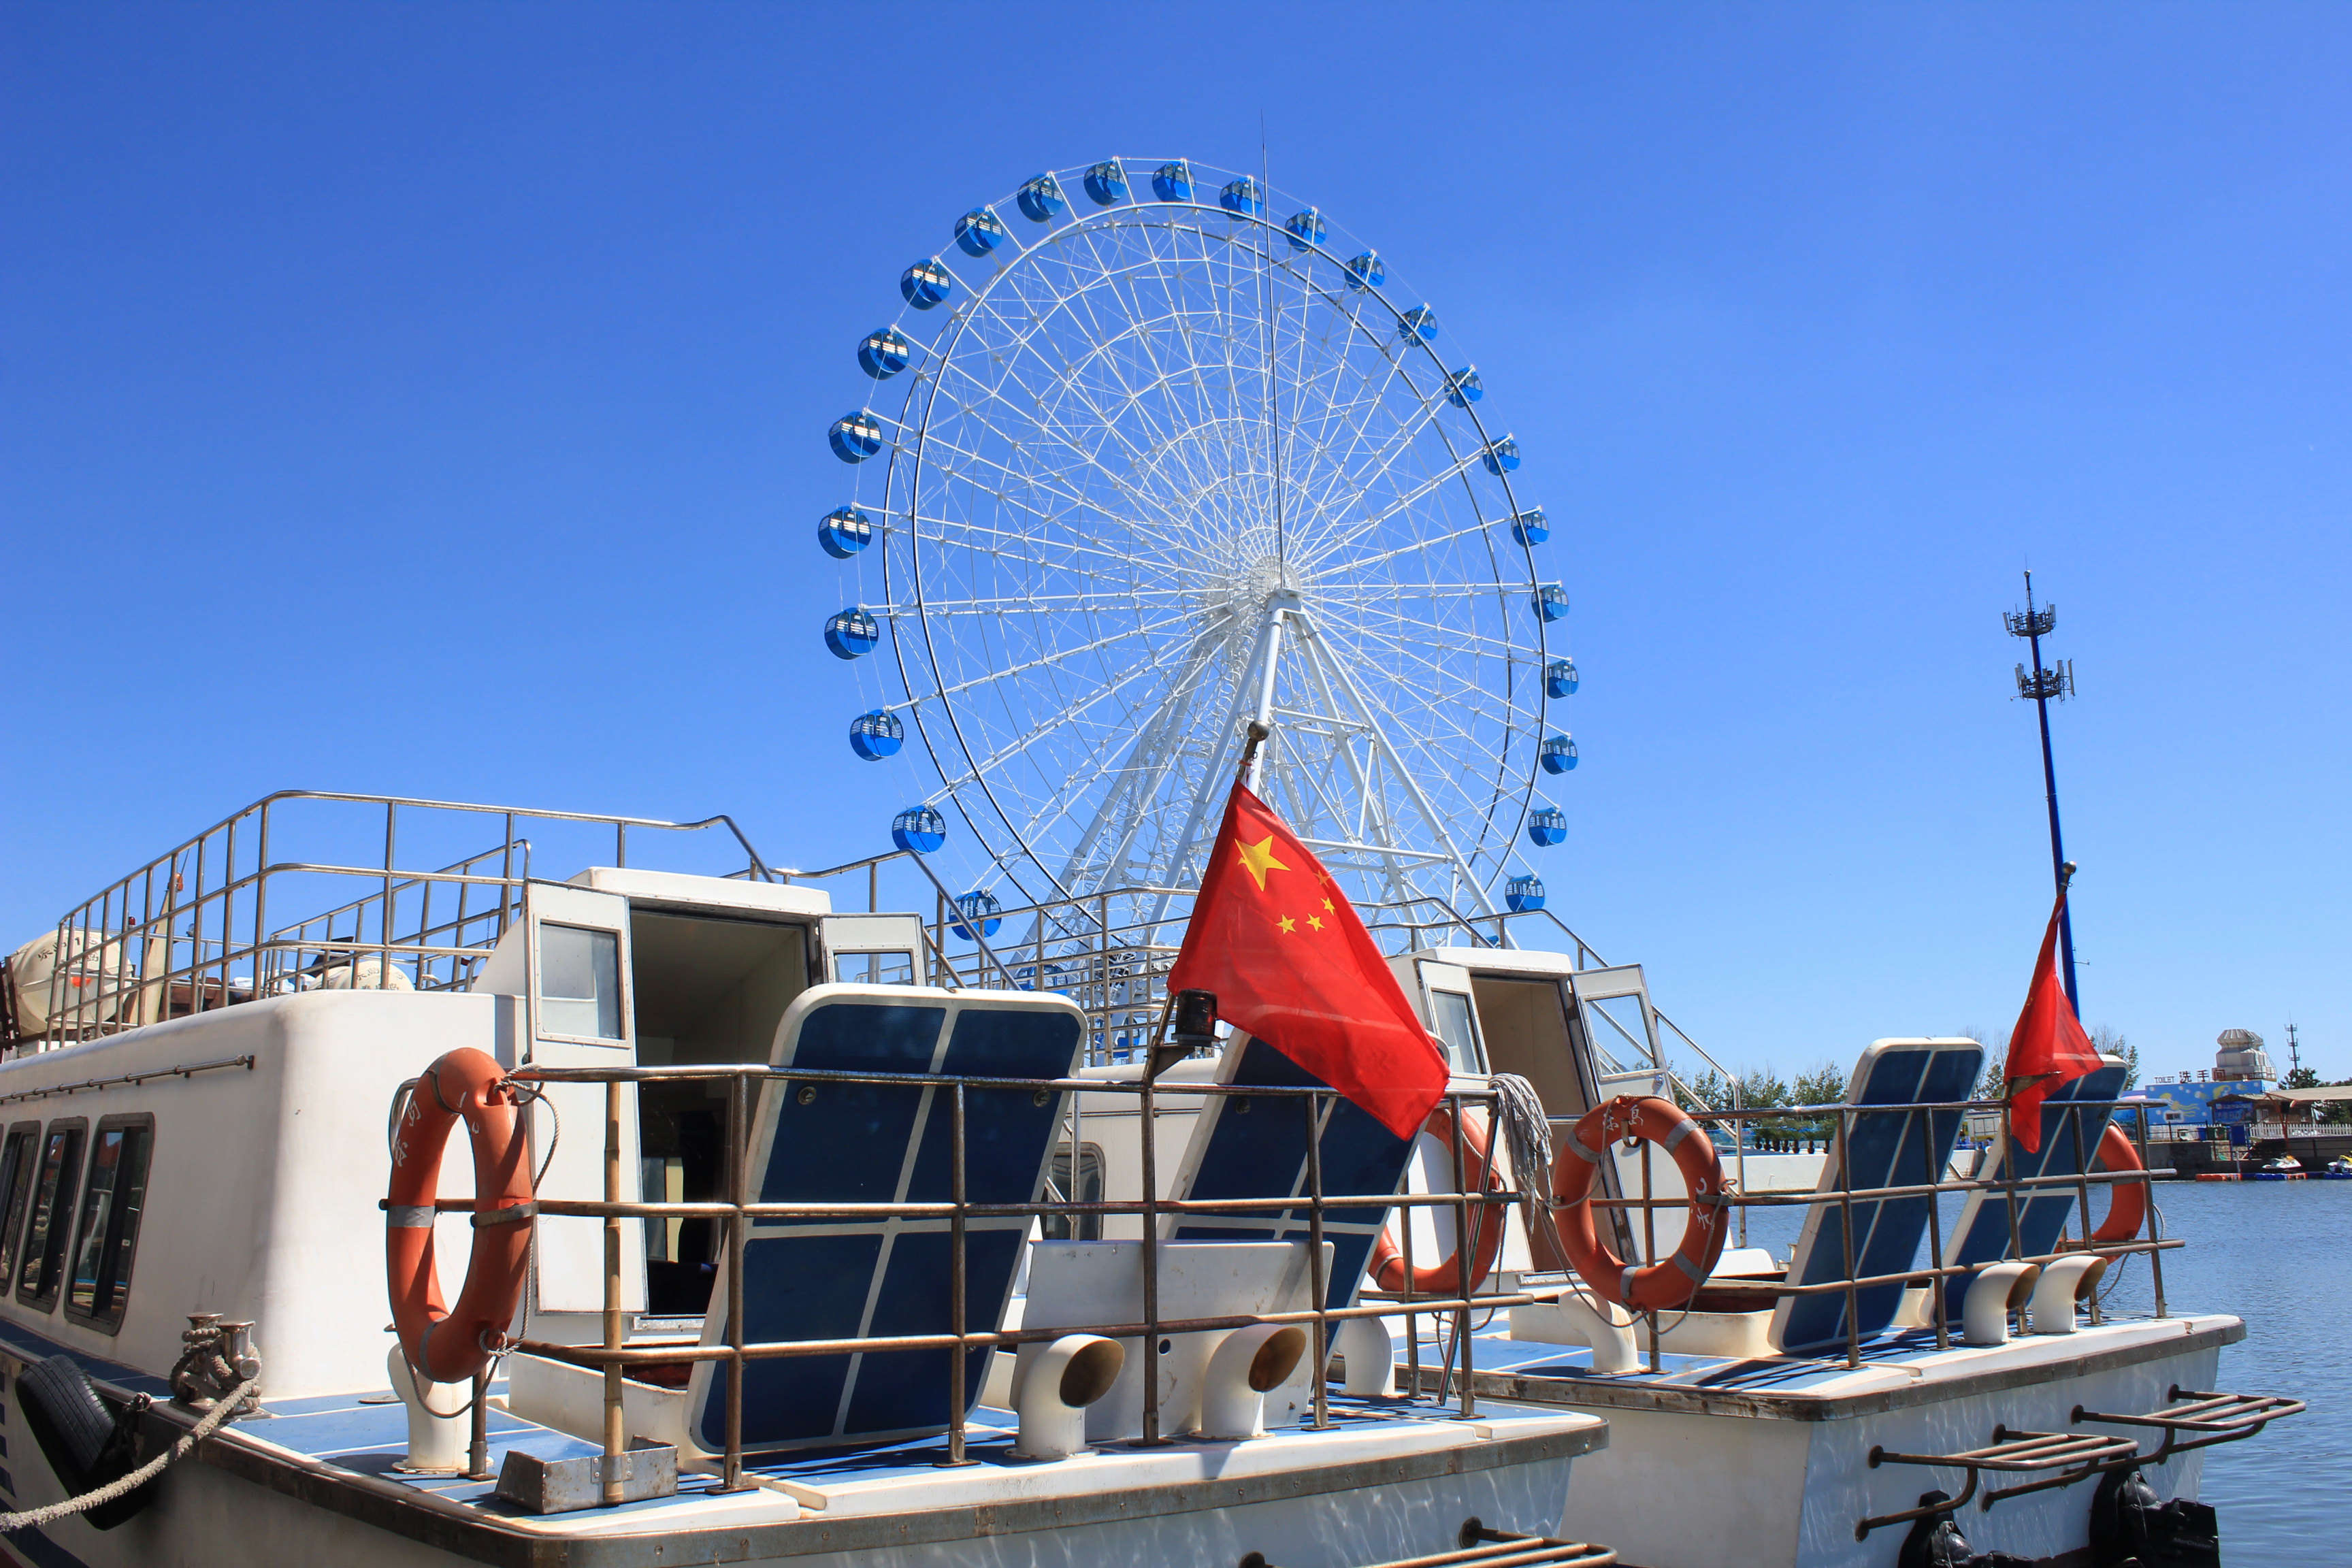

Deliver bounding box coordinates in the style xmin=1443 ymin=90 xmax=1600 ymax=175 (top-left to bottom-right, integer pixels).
xmin=0 ymin=792 xmax=1609 ymax=1568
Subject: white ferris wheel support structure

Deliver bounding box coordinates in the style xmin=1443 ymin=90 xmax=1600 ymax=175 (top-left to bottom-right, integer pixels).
xmin=816 ymin=157 xmax=1579 ymax=950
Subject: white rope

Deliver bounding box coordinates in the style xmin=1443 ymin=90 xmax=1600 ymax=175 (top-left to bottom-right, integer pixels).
xmin=0 ymin=1377 xmax=259 ymax=1532
xmin=1490 ymin=1073 xmax=1556 ymax=1212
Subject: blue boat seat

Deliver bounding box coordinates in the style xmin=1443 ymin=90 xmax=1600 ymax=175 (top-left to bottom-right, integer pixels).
xmin=1161 ymin=1035 xmax=1416 ymax=1311
xmin=1938 ymin=1059 xmax=2128 ymax=1324
xmin=685 ymin=985 xmax=1084 ymax=1454
xmin=1767 ymin=1039 xmax=1983 ymax=1355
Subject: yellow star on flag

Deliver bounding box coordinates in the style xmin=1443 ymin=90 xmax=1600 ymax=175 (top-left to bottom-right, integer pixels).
xmin=1321 ymin=897 xmax=1335 ymax=913
xmin=1235 ymin=833 xmax=1290 ymax=891
xmin=1277 ymin=915 xmax=1296 ymax=933
xmin=1307 ymin=914 xmax=1326 ymax=931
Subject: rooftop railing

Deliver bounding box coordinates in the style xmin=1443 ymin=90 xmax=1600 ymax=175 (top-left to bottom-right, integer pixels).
xmin=10 ymin=791 xmax=777 ymax=1049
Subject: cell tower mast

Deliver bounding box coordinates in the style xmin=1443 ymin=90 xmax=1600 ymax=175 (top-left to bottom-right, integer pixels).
xmin=2005 ymin=570 xmax=2078 ymax=1006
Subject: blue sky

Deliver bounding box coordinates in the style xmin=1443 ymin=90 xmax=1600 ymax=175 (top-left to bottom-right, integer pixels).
xmin=4 ymin=3 xmax=2346 ymax=1081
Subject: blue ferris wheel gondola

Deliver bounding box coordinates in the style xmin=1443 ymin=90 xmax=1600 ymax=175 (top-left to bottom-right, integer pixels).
xmin=1447 ymin=368 xmax=1483 ymax=407
xmin=1344 ymin=252 xmax=1385 ymax=291
xmin=1152 ymin=161 xmax=1194 ymax=202
xmin=1539 ymin=734 xmax=1578 ymax=774
xmin=849 ymin=709 xmax=904 ymax=760
xmin=858 ymin=327 xmax=913 ymax=379
xmin=1398 ymin=306 xmax=1439 ymax=342
xmin=1512 ymin=508 xmax=1549 ymax=546
xmin=1286 ymin=207 xmax=1327 ymax=250
xmin=1484 ymin=436 xmax=1521 ymax=475
xmin=1220 ymin=176 xmax=1263 ymax=216
xmin=1017 ymin=174 xmax=1066 ymax=223
xmin=954 ymin=207 xmax=1010 ymax=258
xmin=950 ymin=889 xmax=1003 ymax=941
xmin=817 ymin=506 xmax=875 ymax=559
xmin=1505 ymin=875 xmax=1547 ymax=913
xmin=1546 ymin=658 xmax=1580 ymax=698
xmin=900 ymin=257 xmax=955 ymax=309
xmin=892 ymin=805 xmax=947 ymax=854
xmin=830 ymin=410 xmax=884 ymax=463
xmin=1533 ymin=583 xmax=1569 ymax=622
xmin=825 ymin=607 xmax=880 ymax=660
xmin=1527 ymin=807 xmax=1568 ymax=848
xmin=1083 ymin=159 xmax=1128 ymax=205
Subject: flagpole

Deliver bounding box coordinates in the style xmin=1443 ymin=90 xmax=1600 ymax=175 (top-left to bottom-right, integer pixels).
xmin=2005 ymin=571 xmax=2080 ymax=1007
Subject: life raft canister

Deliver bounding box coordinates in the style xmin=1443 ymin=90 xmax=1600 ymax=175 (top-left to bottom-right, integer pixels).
xmin=1550 ymin=1094 xmax=1730 ymax=1311
xmin=2088 ymin=1123 xmax=2148 ymax=1245
xmin=1366 ymin=1105 xmax=1506 ymax=1296
xmin=386 ymin=1047 xmax=534 ymax=1385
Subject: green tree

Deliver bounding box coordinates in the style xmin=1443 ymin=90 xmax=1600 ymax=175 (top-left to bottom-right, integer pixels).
xmin=2283 ymin=1066 xmax=2322 ymax=1090
xmin=1791 ymin=1060 xmax=1848 ymax=1108
xmin=1677 ymin=1066 xmax=1735 ymax=1113
xmin=1738 ymin=1067 xmax=1791 ymax=1109
xmin=2089 ymin=1025 xmax=2140 ymax=1088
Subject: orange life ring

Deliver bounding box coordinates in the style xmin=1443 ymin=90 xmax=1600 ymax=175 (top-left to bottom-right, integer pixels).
xmin=2089 ymin=1123 xmax=2148 ymax=1244
xmin=387 ymin=1047 xmax=534 ymax=1385
xmin=1550 ymin=1095 xmax=1730 ymax=1312
xmin=1366 ymin=1106 xmax=1506 ymax=1296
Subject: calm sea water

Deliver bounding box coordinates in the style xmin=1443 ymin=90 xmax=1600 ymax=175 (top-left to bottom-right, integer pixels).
xmin=1727 ymin=1177 xmax=2344 ymax=1562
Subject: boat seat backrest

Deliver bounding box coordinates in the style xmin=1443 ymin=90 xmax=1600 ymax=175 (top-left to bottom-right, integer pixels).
xmin=1768 ymin=1038 xmax=1984 ymax=1355
xmin=685 ymin=983 xmax=1085 ymax=1454
xmin=1938 ymin=1059 xmax=2128 ymax=1325
xmin=1162 ymin=1036 xmax=1416 ymax=1310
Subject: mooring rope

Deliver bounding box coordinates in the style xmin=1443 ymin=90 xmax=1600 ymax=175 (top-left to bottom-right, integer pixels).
xmin=0 ymin=1377 xmax=260 ymax=1533
xmin=1489 ymin=1072 xmax=1555 ymax=1211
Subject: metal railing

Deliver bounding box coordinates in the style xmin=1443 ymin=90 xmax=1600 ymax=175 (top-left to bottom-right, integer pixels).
xmin=493 ymin=1060 xmax=1530 ymax=1499
xmin=468 ymin=1053 xmax=2192 ymax=1502
xmin=1552 ymin=1094 xmax=2180 ymax=1374
xmin=16 ymin=791 xmax=778 ymax=1049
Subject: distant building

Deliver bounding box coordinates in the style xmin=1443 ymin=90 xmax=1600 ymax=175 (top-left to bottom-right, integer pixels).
xmin=2119 ymin=1029 xmax=2275 ymax=1132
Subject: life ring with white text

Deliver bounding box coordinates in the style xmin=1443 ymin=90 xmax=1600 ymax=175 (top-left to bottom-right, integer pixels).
xmin=1550 ymin=1095 xmax=1729 ymax=1312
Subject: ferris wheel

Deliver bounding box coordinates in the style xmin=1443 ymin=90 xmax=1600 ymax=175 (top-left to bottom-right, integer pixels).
xmin=816 ymin=157 xmax=1578 ymax=945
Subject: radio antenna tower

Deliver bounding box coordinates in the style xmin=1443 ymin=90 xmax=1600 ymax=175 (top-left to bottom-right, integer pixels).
xmin=2005 ymin=570 xmax=2078 ymax=1007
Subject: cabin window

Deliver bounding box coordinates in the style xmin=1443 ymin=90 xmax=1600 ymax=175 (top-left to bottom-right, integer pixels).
xmin=17 ymin=1120 xmax=88 ymax=1311
xmin=540 ymin=924 xmax=623 ymax=1041
xmin=1428 ymin=990 xmax=1487 ymax=1074
xmin=65 ymin=1115 xmax=154 ymax=1332
xmin=833 ymin=950 xmax=916 ymax=986
xmin=0 ymin=1123 xmax=40 ymax=1287
xmin=1041 ymin=1144 xmax=1104 ymax=1241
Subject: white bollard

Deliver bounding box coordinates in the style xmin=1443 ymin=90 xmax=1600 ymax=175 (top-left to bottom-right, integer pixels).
xmin=1012 ymin=1335 xmax=1125 ymax=1460
xmin=1335 ymin=1317 xmax=1396 ymax=1397
xmin=387 ymin=1345 xmax=468 ymax=1473
xmin=2027 ymin=1254 xmax=2108 ymax=1335
xmin=1198 ymin=1324 xmax=1308 ymax=1441
xmin=1552 ymin=1289 xmax=1642 ymax=1373
xmin=1961 ymin=1262 xmax=2042 ymax=1346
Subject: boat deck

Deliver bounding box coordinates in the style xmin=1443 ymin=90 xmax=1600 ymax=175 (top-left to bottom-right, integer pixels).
xmin=1394 ymin=1310 xmax=2243 ymax=1420
xmin=0 ymin=1313 xmax=1602 ymax=1561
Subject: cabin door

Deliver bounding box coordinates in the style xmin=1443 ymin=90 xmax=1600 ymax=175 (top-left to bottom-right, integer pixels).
xmin=1568 ymin=966 xmax=1692 ymax=1263
xmin=475 ymin=882 xmax=646 ymax=1314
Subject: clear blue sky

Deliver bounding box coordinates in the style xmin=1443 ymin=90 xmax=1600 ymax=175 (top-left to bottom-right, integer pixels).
xmin=4 ymin=3 xmax=2346 ymax=1081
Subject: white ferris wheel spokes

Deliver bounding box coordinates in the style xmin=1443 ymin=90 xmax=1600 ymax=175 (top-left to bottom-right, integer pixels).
xmin=815 ymin=159 xmax=1578 ymax=944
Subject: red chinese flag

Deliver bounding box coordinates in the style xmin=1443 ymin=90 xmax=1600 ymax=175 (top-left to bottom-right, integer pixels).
xmin=1166 ymin=783 xmax=1450 ymax=1141
xmin=2002 ymin=892 xmax=2104 ymax=1153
